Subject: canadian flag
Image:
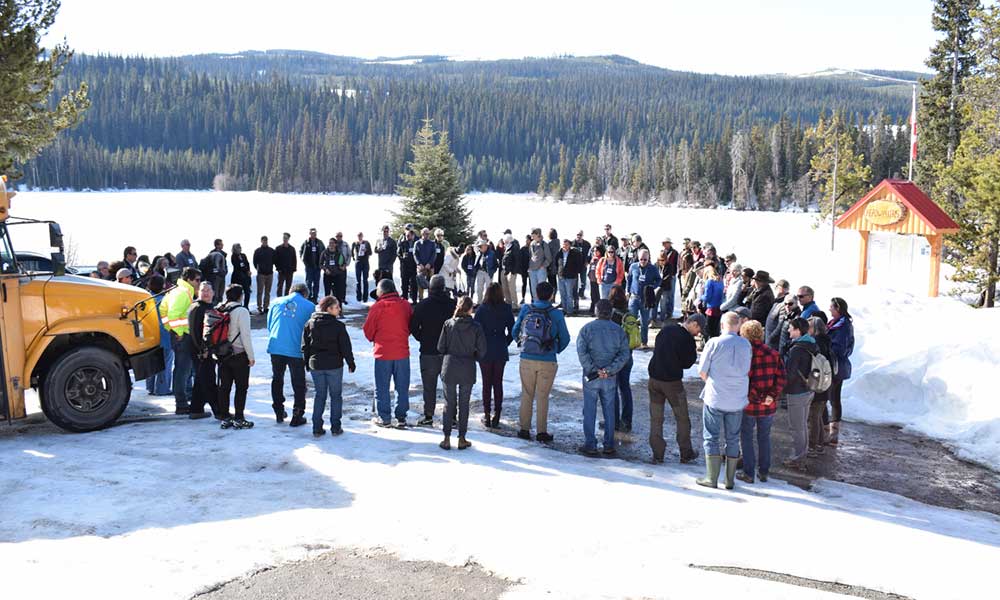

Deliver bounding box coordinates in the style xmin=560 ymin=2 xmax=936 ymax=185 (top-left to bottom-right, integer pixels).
xmin=910 ymin=87 xmax=918 ymax=161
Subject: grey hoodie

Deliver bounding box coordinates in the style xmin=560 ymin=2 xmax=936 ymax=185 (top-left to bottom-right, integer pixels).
xmin=529 ymin=239 xmax=552 ymax=271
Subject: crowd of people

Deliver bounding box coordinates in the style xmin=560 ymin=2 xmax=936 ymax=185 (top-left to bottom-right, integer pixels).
xmin=99 ymin=222 xmax=855 ymax=489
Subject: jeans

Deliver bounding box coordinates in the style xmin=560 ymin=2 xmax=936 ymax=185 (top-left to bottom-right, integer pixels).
xmin=740 ymin=414 xmax=773 ymax=477
xmin=578 ymin=272 xmax=588 ymax=297
xmin=599 ymin=282 xmax=614 ymax=300
xmin=171 ymin=334 xmax=193 ymax=410
xmin=146 ymin=340 xmax=174 ymax=396
xmin=355 ymin=261 xmax=370 ymax=301
xmin=271 ymin=354 xmax=307 ymax=416
xmin=558 ymin=278 xmax=577 ymax=315
xmin=528 ymin=269 xmax=548 ymax=302
xmin=305 ymin=265 xmax=320 ymax=300
xmin=583 ymin=377 xmax=617 ymax=451
xmin=613 ymin=355 xmax=634 ymax=428
xmin=656 ymin=277 xmax=675 ymax=321
xmin=311 ymin=368 xmax=344 ymax=430
xmin=419 ymin=354 xmax=443 ymax=418
xmin=702 ymin=405 xmax=743 ymax=458
xmin=786 ymin=391 xmax=814 ymax=461
xmin=218 ymin=353 xmax=250 ymax=419
xmin=628 ymin=295 xmax=651 ymax=345
xmin=374 ymin=358 xmax=410 ymax=423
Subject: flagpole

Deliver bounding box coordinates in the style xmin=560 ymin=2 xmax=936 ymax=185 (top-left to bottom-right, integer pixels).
xmin=909 ymin=83 xmax=917 ymax=181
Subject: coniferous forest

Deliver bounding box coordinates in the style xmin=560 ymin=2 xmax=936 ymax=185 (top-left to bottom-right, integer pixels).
xmin=24 ymin=52 xmax=921 ymax=209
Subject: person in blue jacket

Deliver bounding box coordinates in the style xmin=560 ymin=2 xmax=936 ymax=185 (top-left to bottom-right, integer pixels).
xmin=512 ymin=281 xmax=571 ymax=443
xmin=700 ymin=266 xmax=725 ymax=338
xmin=266 ymin=283 xmax=316 ymax=426
xmin=626 ymin=249 xmax=661 ymax=347
xmin=826 ymin=296 xmax=855 ymax=445
xmin=798 ymin=286 xmax=819 ymax=318
xmin=414 ymin=228 xmax=438 ymax=300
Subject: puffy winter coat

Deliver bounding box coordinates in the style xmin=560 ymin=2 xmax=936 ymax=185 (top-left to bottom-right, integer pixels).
xmin=363 ymin=292 xmax=413 ymax=360
xmin=438 ymin=316 xmax=487 ymax=385
xmin=828 ymin=316 xmax=855 ymax=380
xmin=474 ymin=302 xmax=515 ymax=363
xmin=302 ymin=311 xmax=355 ymax=371
xmin=410 ymin=290 xmax=456 ymax=355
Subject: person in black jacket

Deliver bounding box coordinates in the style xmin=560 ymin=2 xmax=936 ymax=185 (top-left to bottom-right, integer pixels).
xmin=320 ymin=238 xmax=348 ymax=304
xmin=556 ymin=239 xmax=585 ymax=315
xmin=500 ymin=232 xmax=521 ymax=310
xmin=302 ymin=296 xmax=356 ymax=436
xmin=783 ymin=318 xmax=817 ymax=469
xmin=374 ymin=225 xmax=397 ymax=287
xmin=648 ymin=314 xmax=704 ymax=463
xmin=230 ymin=244 xmax=253 ymax=310
xmin=807 ymin=315 xmax=833 ymax=454
xmin=474 ymin=283 xmax=515 ymax=428
xmin=300 ymin=228 xmax=324 ymax=302
xmin=352 ymin=232 xmax=373 ymax=303
xmin=398 ymin=228 xmax=418 ymax=303
xmin=410 ymin=275 xmax=457 ymax=426
xmin=572 ymin=231 xmax=592 ymax=299
xmin=747 ymin=270 xmax=776 ymax=325
xmin=437 ymin=295 xmax=487 ymax=450
xmin=252 ymin=236 xmax=275 ymax=314
xmin=274 ymin=233 xmax=297 ymax=297
xmin=546 ymin=229 xmax=561 ymax=300
xmin=187 ymin=282 xmax=218 ymax=419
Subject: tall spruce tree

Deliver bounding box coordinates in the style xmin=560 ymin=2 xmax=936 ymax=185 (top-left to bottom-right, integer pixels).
xmin=0 ymin=0 xmax=89 ymax=178
xmin=917 ymin=0 xmax=980 ymax=196
xmin=808 ymin=113 xmax=871 ymax=219
xmin=395 ymin=119 xmax=472 ymax=244
xmin=941 ymin=5 xmax=1000 ymax=307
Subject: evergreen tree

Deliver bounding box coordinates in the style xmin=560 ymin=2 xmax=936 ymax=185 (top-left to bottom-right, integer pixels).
xmin=808 ymin=113 xmax=872 ymax=219
xmin=0 ymin=0 xmax=89 ymax=177
xmin=394 ymin=119 xmax=472 ymax=244
xmin=940 ymin=5 xmax=1000 ymax=307
xmin=536 ymin=167 xmax=548 ymax=199
xmin=917 ymin=0 xmax=981 ymax=195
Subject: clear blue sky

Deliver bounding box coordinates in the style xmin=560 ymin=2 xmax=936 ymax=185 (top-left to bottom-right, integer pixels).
xmin=44 ymin=0 xmax=938 ymax=75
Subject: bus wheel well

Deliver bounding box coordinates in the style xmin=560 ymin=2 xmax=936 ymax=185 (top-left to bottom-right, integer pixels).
xmin=31 ymin=333 xmax=127 ymax=388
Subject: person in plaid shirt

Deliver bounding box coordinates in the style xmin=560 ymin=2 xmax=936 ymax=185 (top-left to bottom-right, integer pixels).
xmin=738 ymin=320 xmax=785 ymax=483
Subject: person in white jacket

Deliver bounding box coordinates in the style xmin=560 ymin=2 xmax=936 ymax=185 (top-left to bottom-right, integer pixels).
xmin=441 ymin=247 xmax=462 ymax=296
xmin=217 ymin=284 xmax=255 ymax=430
xmin=720 ymin=263 xmax=744 ymax=312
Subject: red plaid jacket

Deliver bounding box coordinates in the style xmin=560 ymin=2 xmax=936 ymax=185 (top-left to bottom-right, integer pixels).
xmin=745 ymin=341 xmax=785 ymax=417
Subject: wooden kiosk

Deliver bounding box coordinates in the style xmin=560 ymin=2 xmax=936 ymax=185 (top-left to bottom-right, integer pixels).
xmin=835 ymin=179 xmax=959 ymax=297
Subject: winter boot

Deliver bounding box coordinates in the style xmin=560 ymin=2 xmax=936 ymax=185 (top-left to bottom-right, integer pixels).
xmin=439 ymin=437 xmax=451 ymax=450
xmin=458 ymin=437 xmax=472 ymax=450
xmin=828 ymin=422 xmax=840 ymax=446
xmin=725 ymin=457 xmax=739 ymax=490
xmin=696 ymin=455 xmax=723 ymax=489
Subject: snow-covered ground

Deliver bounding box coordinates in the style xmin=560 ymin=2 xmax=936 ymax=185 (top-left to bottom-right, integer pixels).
xmin=14 ymin=190 xmax=1000 ymax=468
xmin=3 ymin=322 xmax=1000 ymax=600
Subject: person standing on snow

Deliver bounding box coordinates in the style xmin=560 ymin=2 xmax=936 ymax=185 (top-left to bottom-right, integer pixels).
xmin=556 ymin=238 xmax=585 ymax=316
xmin=252 ymin=236 xmax=275 ymax=315
xmin=826 ymin=297 xmax=855 ymax=446
xmin=374 ymin=225 xmax=398 ymax=289
xmin=364 ymin=278 xmax=414 ymax=428
xmin=626 ymin=249 xmax=661 ymax=348
xmin=274 ymin=233 xmax=297 ymax=298
xmin=410 ymin=275 xmax=456 ymax=427
xmin=266 ymin=283 xmax=315 ymax=426
xmin=696 ymin=312 xmax=752 ymax=491
xmin=737 ymin=320 xmax=785 ymax=484
xmin=782 ymin=317 xmax=817 ymax=470
xmin=230 ymin=243 xmax=252 ymax=310
xmin=300 ymin=228 xmax=323 ymax=302
xmin=302 ymin=296 xmax=356 ymax=437
xmin=437 ymin=296 xmax=487 ymax=450
xmin=352 ymin=232 xmax=373 ymax=303
xmin=576 ymin=299 xmax=631 ymax=457
xmin=216 ymin=284 xmax=255 ymax=430
xmin=474 ymin=283 xmax=515 ymax=428
xmin=187 ymin=281 xmax=218 ymax=420
xmin=648 ymin=314 xmax=704 ymax=464
xmin=160 ymin=267 xmax=201 ymax=415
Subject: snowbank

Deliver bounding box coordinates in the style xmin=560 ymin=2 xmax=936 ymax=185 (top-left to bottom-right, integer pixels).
xmin=16 ymin=190 xmax=1000 ymax=467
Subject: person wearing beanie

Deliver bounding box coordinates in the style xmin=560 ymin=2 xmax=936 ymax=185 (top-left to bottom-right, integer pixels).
xmin=410 ymin=274 xmax=456 ymax=426
xmin=576 ymin=299 xmax=631 ymax=457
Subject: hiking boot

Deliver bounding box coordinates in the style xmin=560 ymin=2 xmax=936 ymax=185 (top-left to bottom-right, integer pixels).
xmin=758 ymin=471 xmax=769 ymax=482
xmin=696 ymin=455 xmax=723 ymax=488
xmin=313 ymin=428 xmax=325 ymax=437
xmin=736 ymin=471 xmax=755 ymax=484
xmin=331 ymin=426 xmax=343 ymax=435
xmin=578 ymin=445 xmax=600 ymax=457
xmin=175 ymin=405 xmax=191 ymax=415
xmin=416 ymin=415 xmax=434 ymax=427
xmin=490 ymin=414 xmax=501 ymax=428
xmin=189 ymin=411 xmax=211 ymax=420
xmin=481 ymin=415 xmax=492 ymax=428
xmin=651 ymin=456 xmax=665 ymax=464
xmin=535 ymin=432 xmax=554 ymax=443
xmin=373 ymin=417 xmax=392 ymax=428
xmin=602 ymin=447 xmax=617 ymax=457
xmin=289 ymin=415 xmax=307 ymax=427
xmin=274 ymin=407 xmax=287 ymax=424
xmin=680 ymin=450 xmax=699 ymax=464
xmin=827 ymin=422 xmax=841 ymax=446
xmin=220 ymin=417 xmax=235 ymax=430
xmin=439 ymin=438 xmax=451 ymax=450
xmin=457 ymin=437 xmax=472 ymax=450
xmin=517 ymin=429 xmax=532 ymax=440
xmin=395 ymin=419 xmax=408 ymax=429
xmin=233 ymin=418 xmax=255 ymax=430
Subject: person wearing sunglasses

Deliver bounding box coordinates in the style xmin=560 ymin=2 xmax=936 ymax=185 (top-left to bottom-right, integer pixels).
xmin=797 ymin=286 xmax=819 ymax=319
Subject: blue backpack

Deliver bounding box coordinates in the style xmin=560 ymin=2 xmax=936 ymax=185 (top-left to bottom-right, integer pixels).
xmin=520 ymin=306 xmax=555 ymax=355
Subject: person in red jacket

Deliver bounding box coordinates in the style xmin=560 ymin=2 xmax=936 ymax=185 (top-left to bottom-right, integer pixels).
xmin=737 ymin=320 xmax=785 ymax=484
xmin=363 ymin=278 xmax=414 ymax=427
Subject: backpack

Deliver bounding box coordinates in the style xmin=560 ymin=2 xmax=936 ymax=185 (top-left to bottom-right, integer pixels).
xmin=520 ymin=306 xmax=555 ymax=355
xmin=804 ymin=349 xmax=833 ymax=393
xmin=613 ymin=309 xmax=642 ymax=350
xmin=203 ymin=305 xmax=239 ymax=359
xmin=199 ymin=255 xmax=216 ymax=278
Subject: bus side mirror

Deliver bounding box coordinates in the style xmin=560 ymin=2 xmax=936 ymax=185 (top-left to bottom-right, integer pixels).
xmin=48 ymin=222 xmax=64 ymax=250
xmin=50 ymin=252 xmax=66 ymax=277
